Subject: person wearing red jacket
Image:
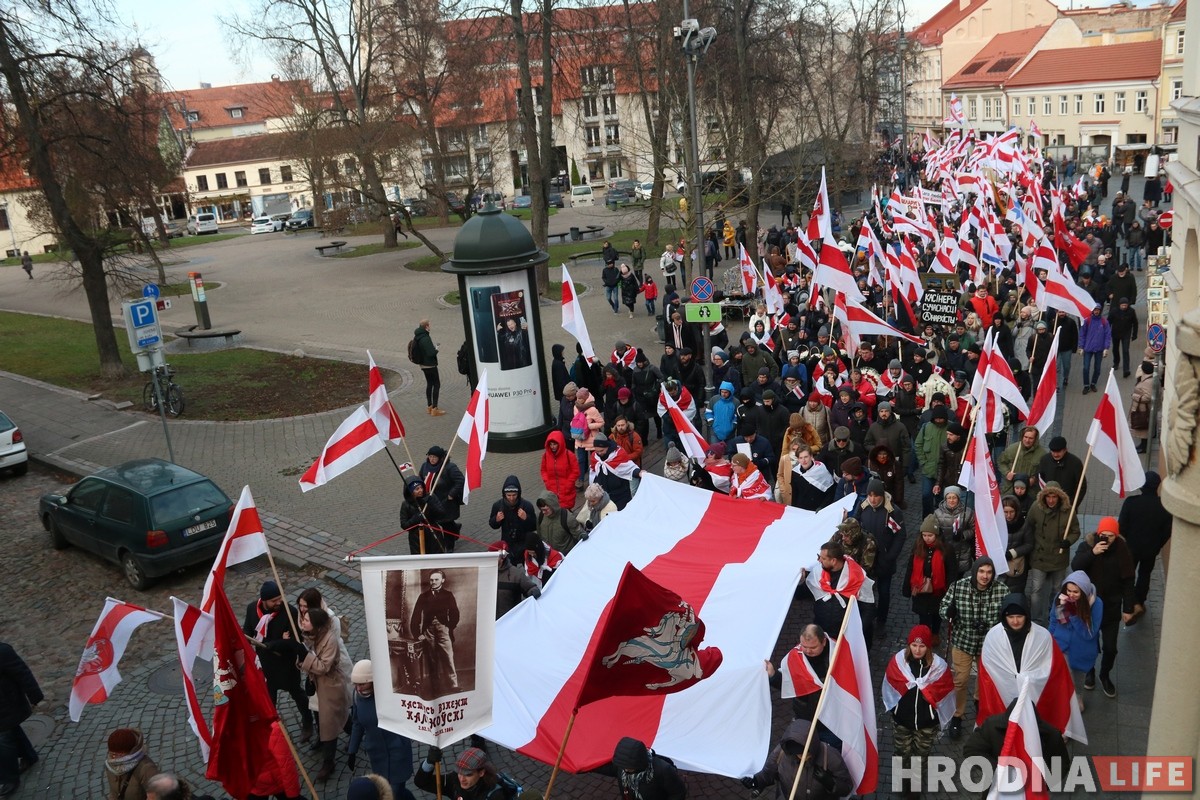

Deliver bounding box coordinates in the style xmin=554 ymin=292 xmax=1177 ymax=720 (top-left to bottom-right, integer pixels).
xmin=248 ymin=721 xmax=300 ymax=800
xmin=966 ymin=285 xmax=999 ymax=329
xmin=539 ymin=430 xmax=578 ymax=510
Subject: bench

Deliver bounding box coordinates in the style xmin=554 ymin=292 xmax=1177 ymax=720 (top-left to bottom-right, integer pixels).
xmin=175 ymin=326 xmax=242 ymax=346
xmin=315 ymin=241 xmax=347 ymax=256
xmin=548 ymin=225 xmax=605 ymax=244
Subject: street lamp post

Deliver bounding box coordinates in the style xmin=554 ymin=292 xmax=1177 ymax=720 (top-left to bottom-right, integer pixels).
xmin=899 ymin=27 xmax=908 ymax=187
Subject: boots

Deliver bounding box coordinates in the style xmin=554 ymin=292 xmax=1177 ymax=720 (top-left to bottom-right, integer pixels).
xmin=430 ymin=407 xmax=446 ymax=416
xmin=299 ymin=719 xmax=313 ymax=744
xmin=316 ymin=740 xmax=336 ymax=781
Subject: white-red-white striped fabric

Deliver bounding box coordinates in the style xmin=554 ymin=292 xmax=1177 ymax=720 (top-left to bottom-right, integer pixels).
xmin=1023 ymin=328 xmax=1060 ymax=436
xmin=662 ymin=388 xmax=708 ymax=462
xmin=807 ymin=166 xmax=833 ymax=243
xmin=368 ymin=351 xmax=405 ymax=443
xmin=485 ymin=476 xmax=854 ymax=776
xmin=821 ymin=598 xmax=879 ymax=794
xmin=299 ymin=405 xmax=385 ymax=492
xmin=1086 ymin=370 xmax=1146 ymax=497
xmin=780 ymin=637 xmax=830 ymax=698
xmin=70 ymin=598 xmax=161 ymax=721
xmin=738 ymin=244 xmax=759 ymax=295
xmin=561 ymin=263 xmax=596 ymax=365
xmin=172 ymin=596 xmax=214 ymax=760
xmin=881 ymin=650 xmax=956 ymax=729
xmin=959 ymin=395 xmax=1010 ymax=576
xmin=1042 ymin=265 xmax=1096 ymax=322
xmin=455 ymin=370 xmax=490 ymax=504
xmin=814 ymin=241 xmax=862 ymax=300
xmin=201 ymin=485 xmax=268 ymax=614
xmin=988 ymin=677 xmax=1051 ymax=800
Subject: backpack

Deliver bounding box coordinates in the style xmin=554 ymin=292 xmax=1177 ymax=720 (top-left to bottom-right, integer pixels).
xmin=486 ymin=772 xmax=522 ymax=798
xmin=457 ymin=341 xmax=470 ymax=375
xmin=407 ymin=337 xmax=421 ymax=365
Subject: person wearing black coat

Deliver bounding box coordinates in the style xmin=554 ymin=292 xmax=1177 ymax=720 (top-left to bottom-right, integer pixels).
xmin=1117 ymin=471 xmax=1172 ymax=615
xmin=858 ymin=479 xmax=906 ymax=625
xmin=1037 ymin=436 xmax=1087 ymax=507
xmin=1026 ymin=321 xmax=1054 ymax=382
xmin=487 ymin=475 xmax=538 ymax=565
xmin=598 ymin=737 xmax=687 ymax=800
xmin=790 ymin=448 xmax=836 ymax=511
xmin=0 ymin=642 xmax=43 ymax=795
xmin=963 ymin=700 xmax=1070 ymax=800
xmin=1051 ymin=313 xmax=1079 ymax=388
xmin=242 ymin=581 xmax=313 ymax=740
xmin=1070 ymin=516 xmax=1136 ymax=695
xmin=550 ymin=343 xmax=571 ymax=400
xmin=402 ymin=476 xmax=455 ymax=555
xmin=1107 ymin=298 xmax=1139 ymax=376
xmin=420 ymin=446 xmax=465 ymax=530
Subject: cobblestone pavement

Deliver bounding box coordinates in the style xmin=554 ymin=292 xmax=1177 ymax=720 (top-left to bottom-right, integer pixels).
xmin=0 ymin=191 xmax=1168 ymax=798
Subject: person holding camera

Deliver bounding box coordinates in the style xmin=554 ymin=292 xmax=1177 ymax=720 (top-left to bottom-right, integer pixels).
xmin=740 ymin=719 xmax=852 ymax=800
xmin=937 ymin=557 xmax=1009 ymax=740
xmin=1069 ymin=516 xmax=1136 ymax=699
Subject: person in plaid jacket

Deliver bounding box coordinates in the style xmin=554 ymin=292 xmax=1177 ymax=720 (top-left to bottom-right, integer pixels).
xmin=938 ymin=556 xmax=1009 ymax=739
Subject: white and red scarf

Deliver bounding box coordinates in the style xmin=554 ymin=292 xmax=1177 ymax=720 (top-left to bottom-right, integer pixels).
xmin=882 ymin=651 xmax=957 ymax=728
xmin=795 ymin=461 xmax=835 ymax=492
xmin=525 ymin=545 xmax=565 ymax=585
xmin=731 ymin=467 xmax=772 ymax=501
xmin=611 ymin=348 xmax=636 ymax=369
xmin=590 ymin=446 xmax=639 ymax=482
xmin=780 ymin=637 xmax=832 ymax=699
xmin=704 ymin=460 xmax=733 ymax=493
xmin=805 ymin=556 xmax=874 ymax=608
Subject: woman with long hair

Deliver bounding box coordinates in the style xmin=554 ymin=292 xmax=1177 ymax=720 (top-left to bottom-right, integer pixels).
xmin=902 ymin=516 xmax=956 ymax=644
xmin=299 ymin=607 xmax=353 ymax=781
xmin=1048 ymin=571 xmax=1103 ymax=712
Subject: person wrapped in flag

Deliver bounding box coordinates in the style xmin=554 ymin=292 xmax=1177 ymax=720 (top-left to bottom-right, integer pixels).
xmin=804 ymin=541 xmax=876 ymax=645
xmin=588 ymin=435 xmax=641 ymax=511
xmin=882 ymin=625 xmax=956 ymax=800
xmin=729 ymin=453 xmax=772 ymax=501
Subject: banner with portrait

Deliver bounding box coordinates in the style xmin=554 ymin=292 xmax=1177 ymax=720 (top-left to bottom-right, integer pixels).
xmin=359 ymin=551 xmax=497 ymax=746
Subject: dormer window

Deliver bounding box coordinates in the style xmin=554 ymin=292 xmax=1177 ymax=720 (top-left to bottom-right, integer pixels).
xmin=186 ymin=111 xmax=199 ymax=122
xmin=229 ymin=108 xmax=244 ymax=119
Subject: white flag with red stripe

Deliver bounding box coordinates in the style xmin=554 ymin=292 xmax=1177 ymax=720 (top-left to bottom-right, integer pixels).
xmin=762 ymin=264 xmax=785 ymax=316
xmin=807 ymin=166 xmax=833 ymax=242
xmin=988 ymin=677 xmax=1051 ymax=800
xmin=484 ymin=476 xmax=855 ymax=776
xmin=662 ymin=387 xmax=709 ymax=462
xmin=1023 ymin=328 xmax=1060 ymax=436
xmin=821 ymin=597 xmax=879 ymax=794
xmin=368 ymin=351 xmax=405 ymax=443
xmin=201 ymin=485 xmax=269 ymax=614
xmin=881 ymin=650 xmax=956 ymax=729
xmin=1042 ymin=265 xmax=1096 ymax=322
xmin=1085 ymin=370 xmax=1146 ymax=497
xmin=561 ymin=263 xmax=596 ymax=365
xmin=299 ymin=405 xmax=386 ymax=492
xmin=172 ymin=597 xmax=214 ymax=760
xmin=456 ymin=369 xmax=490 ymax=503
xmin=738 ymin=244 xmax=758 ymax=295
xmin=959 ymin=394 xmax=1010 ymax=576
xmin=70 ymin=598 xmax=162 ymax=721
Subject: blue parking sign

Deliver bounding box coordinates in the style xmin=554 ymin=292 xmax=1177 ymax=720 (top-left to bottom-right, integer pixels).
xmin=129 ymin=299 xmax=157 ymax=328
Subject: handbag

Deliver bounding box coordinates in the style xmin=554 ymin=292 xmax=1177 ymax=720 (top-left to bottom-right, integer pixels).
xmin=304 ymin=677 xmax=316 ymax=697
xmin=1007 ymin=554 xmax=1027 ymax=577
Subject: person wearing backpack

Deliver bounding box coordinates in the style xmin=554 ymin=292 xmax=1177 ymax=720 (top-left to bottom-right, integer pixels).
xmin=416 ymin=747 xmax=520 ymax=800
xmin=412 ymin=319 xmax=445 ymax=416
xmin=535 ymin=489 xmax=584 ymax=554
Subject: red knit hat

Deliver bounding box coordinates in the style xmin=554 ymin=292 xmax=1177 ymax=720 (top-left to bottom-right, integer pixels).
xmin=1097 ymin=516 xmax=1120 ymax=535
xmin=907 ymin=625 xmax=933 ymax=646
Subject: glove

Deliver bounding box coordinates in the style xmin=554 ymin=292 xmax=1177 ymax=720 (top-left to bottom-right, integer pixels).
xmin=348 ymin=753 xmax=357 ymax=770
xmin=427 ymin=745 xmax=443 ymax=765
xmin=273 ymin=639 xmax=307 ymax=660
xmin=812 ymin=763 xmax=836 ymax=792
xmin=740 ymin=777 xmax=759 ymax=791
xmin=529 ymin=586 xmax=542 ymax=599
xmin=579 ymin=531 xmax=590 ymax=542
xmin=944 ymin=603 xmax=958 ymax=623
xmin=411 ymin=512 xmax=427 ymax=525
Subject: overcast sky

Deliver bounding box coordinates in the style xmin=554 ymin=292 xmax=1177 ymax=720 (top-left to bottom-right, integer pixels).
xmin=114 ymin=0 xmax=1017 ymax=91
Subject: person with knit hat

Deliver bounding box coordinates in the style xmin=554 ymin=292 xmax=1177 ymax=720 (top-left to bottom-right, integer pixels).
xmin=104 ymin=728 xmax=158 ymax=800
xmin=348 ymin=661 xmax=416 ymax=800
xmin=835 ymin=456 xmax=869 ymax=509
xmin=932 ymin=485 xmax=976 ymax=576
xmin=1070 ymin=516 xmax=1136 ymax=698
xmin=401 ymin=473 xmax=454 ymax=556
xmin=915 ymin=404 xmax=949 ymax=516
xmin=883 ymin=625 xmax=956 ymax=799
xmin=730 ymin=452 xmax=773 ymax=501
xmin=598 ymin=737 xmax=687 ymax=800
xmin=488 ymin=476 xmax=538 ymax=565
xmin=419 ymin=446 xmax=466 ymax=541
xmin=939 ymin=557 xmax=1008 ymax=739
xmin=741 ymin=719 xmax=852 ymax=800
xmin=416 ymin=746 xmax=519 ymax=800
xmin=243 ymin=582 xmax=313 ymax=742
xmin=902 ymin=517 xmax=955 ymax=645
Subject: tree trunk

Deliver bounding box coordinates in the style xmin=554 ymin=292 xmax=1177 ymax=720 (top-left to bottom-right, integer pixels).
xmin=360 ymin=158 xmax=398 ymax=247
xmin=0 ymin=19 xmax=125 ymax=377
xmin=509 ymin=0 xmax=550 ymax=294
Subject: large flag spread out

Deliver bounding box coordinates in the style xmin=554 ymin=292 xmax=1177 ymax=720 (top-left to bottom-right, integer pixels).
xmin=368 ymin=351 xmax=405 ymax=443
xmin=574 ymin=563 xmax=723 ymax=709
xmin=299 ymin=405 xmax=386 ymax=492
xmin=70 ymin=598 xmax=162 ymax=721
xmin=821 ymin=598 xmax=879 ymax=794
xmin=205 ymin=580 xmax=279 ymax=798
xmin=485 ymin=476 xmax=855 ymax=775
xmin=1024 ymin=328 xmax=1060 ymax=435
xmin=1086 ymin=370 xmax=1146 ymax=497
xmin=201 ymin=485 xmax=268 ymax=614
xmin=988 ymin=677 xmax=1051 ymax=800
xmin=172 ymin=597 xmax=214 ymax=760
xmin=561 ymin=263 xmax=596 ymax=365
xmin=456 ymin=369 xmax=490 ymax=503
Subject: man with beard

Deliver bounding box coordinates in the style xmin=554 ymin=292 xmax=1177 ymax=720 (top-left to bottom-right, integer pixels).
xmin=938 ymin=558 xmax=1008 ymax=739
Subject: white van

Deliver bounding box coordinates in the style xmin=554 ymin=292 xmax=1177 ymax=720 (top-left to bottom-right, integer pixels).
xmin=187 ymin=213 xmax=219 ymax=235
xmin=570 ymin=185 xmax=595 ymax=206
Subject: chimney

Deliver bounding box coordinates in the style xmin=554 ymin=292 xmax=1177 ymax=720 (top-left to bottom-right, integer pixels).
xmin=200 ymin=82 xmax=212 ymax=89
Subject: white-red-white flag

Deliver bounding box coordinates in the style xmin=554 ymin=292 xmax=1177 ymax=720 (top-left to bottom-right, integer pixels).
xmin=821 ymin=597 xmax=879 ymax=794
xmin=762 ymin=264 xmax=785 ymax=316
xmin=738 ymin=244 xmax=758 ymax=295
xmin=1029 ymin=119 xmax=1042 ymax=138
xmin=299 ymin=405 xmax=386 ymax=492
xmin=881 ymin=649 xmax=956 ymax=729
xmin=662 ymin=387 xmax=708 ymax=462
xmin=1024 ymin=327 xmax=1059 ymax=436
xmin=561 ymin=263 xmax=596 ymax=365
xmin=988 ymin=677 xmax=1051 ymax=800
xmin=834 ymin=293 xmax=923 ymax=354
xmin=201 ymin=485 xmax=269 ymax=614
xmin=816 ymin=244 xmax=865 ymax=303
xmin=1086 ymin=370 xmax=1146 ymax=497
xmin=1043 ymin=266 xmax=1096 ymax=322
xmin=807 ymin=166 xmax=833 ymax=242
xmin=959 ymin=394 xmax=1010 ymax=576
xmin=172 ymin=597 xmax=214 ymax=760
xmin=368 ymin=351 xmax=405 ymax=443
xmin=456 ymin=369 xmax=490 ymax=504
xmin=70 ymin=598 xmax=162 ymax=721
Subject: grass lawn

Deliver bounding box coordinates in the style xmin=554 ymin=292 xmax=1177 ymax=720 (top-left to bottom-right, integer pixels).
xmin=406 ymin=254 xmax=445 ymax=272
xmin=0 ymin=232 xmax=244 ymax=267
xmin=507 ymin=207 xmax=559 ymax=220
xmin=0 ymin=311 xmax=391 ymax=421
xmin=331 ymin=240 xmax=420 ymax=258
xmin=124 ymin=282 xmax=197 ymax=299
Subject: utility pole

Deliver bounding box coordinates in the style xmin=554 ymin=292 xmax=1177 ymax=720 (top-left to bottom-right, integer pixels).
xmin=899 ymin=26 xmax=909 ymax=188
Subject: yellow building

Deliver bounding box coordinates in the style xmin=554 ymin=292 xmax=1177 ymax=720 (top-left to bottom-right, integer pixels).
xmin=1159 ymin=0 xmax=1189 ymax=144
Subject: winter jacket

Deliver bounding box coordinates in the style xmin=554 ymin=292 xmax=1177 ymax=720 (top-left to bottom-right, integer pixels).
xmin=412 ymin=325 xmax=438 ymax=367
xmin=1047 ymin=571 xmax=1103 ymax=672
xmin=754 ymin=401 xmax=792 ymax=457
xmin=709 ymin=382 xmax=739 ymax=442
xmin=535 ymin=488 xmax=584 ymax=554
xmin=401 ymin=484 xmax=455 ymax=555
xmin=0 ymin=642 xmax=42 ymax=731
xmin=740 ymin=346 xmax=779 ymax=384
xmin=935 ymin=439 xmax=967 ymax=490
xmin=933 ymin=500 xmax=976 ymax=574
xmin=915 ymin=421 xmax=948 ymax=479
xmin=1037 ymin=451 xmax=1087 ymax=506
xmin=301 ymin=625 xmax=353 ymax=742
xmin=1129 ymin=371 xmax=1153 ymax=439
xmin=789 ymin=462 xmax=836 ymax=511
xmin=750 ymin=719 xmax=853 ymax=800
xmin=996 ymin=434 xmax=1047 ymax=496
xmin=1107 ymin=271 xmax=1138 ymax=306
xmin=420 ymin=451 xmax=465 ymax=521
xmin=497 ymin=560 xmax=541 ymax=617
xmin=488 ymin=475 xmax=538 ymax=556
xmin=1071 ymin=532 xmax=1136 ymax=613
xmin=865 ymin=413 xmax=910 ymax=460
xmin=253 ymin=721 xmax=302 ymax=798
xmin=891 ymin=655 xmax=944 ymax=731
xmin=1079 ymin=315 xmax=1111 ymax=353
xmin=540 ymin=430 xmax=579 ymax=510
xmin=858 ymin=499 xmax=906 ymax=576
xmin=801 ymin=402 xmax=833 ymax=446
xmin=867 ymin=445 xmax=906 ymax=508
xmin=1108 ymin=305 xmax=1139 ymax=341
xmin=1117 ymin=473 xmax=1172 ymax=560
xmin=1022 ymin=482 xmax=1080 ymax=572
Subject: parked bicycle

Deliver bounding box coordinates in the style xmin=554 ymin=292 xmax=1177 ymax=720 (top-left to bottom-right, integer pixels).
xmin=143 ymin=364 xmax=185 ymax=417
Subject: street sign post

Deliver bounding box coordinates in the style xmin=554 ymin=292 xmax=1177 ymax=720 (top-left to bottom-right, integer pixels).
xmin=1147 ymin=323 xmax=1166 ymax=353
xmin=142 ymin=283 xmax=160 ymax=299
xmin=684 ymin=303 xmax=722 ymax=323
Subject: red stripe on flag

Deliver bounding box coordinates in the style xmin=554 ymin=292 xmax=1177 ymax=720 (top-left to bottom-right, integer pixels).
xmin=317 ymin=419 xmax=379 ymax=467
xmin=517 ymin=495 xmax=787 ymax=771
xmin=74 ymin=603 xmax=148 ymax=706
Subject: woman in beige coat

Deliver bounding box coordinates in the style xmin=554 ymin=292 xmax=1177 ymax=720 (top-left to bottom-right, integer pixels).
xmin=1130 ymin=359 xmax=1154 ymax=451
xmin=301 ymin=607 xmax=353 ymax=781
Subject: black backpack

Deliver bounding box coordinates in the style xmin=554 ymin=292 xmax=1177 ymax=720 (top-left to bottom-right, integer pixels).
xmin=407 ymin=337 xmax=421 ymax=365
xmin=457 ymin=342 xmax=470 ymax=375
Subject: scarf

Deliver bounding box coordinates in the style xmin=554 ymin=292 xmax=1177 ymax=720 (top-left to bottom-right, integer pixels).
xmin=805 ymin=556 xmax=873 ymax=607
xmin=585 ymin=492 xmax=611 ymax=526
xmin=881 ymin=651 xmax=957 ymax=728
xmin=618 ymin=752 xmax=657 ymax=800
xmin=1054 ymin=596 xmax=1079 ymax=626
xmin=731 ymin=467 xmax=772 ymax=501
xmin=105 ymin=746 xmax=146 ymax=776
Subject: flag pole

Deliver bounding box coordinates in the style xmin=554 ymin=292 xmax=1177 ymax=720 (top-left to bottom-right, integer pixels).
xmin=786 ymin=598 xmax=857 ymax=800
xmin=543 ymin=710 xmax=578 ymax=800
xmin=264 ymin=547 xmax=303 ymax=643
xmin=435 ymin=763 xmax=443 ymax=800
xmin=277 ymin=719 xmax=321 ymax=800
xmin=960 ymin=405 xmax=980 ymax=466
xmin=1061 ymin=444 xmax=1093 ymax=543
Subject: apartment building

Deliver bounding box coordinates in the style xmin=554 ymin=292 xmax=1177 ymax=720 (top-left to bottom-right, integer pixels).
xmin=1160 ymin=0 xmax=1189 ymax=143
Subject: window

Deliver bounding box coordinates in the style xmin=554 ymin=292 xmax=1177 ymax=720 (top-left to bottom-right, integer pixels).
xmin=186 ymin=110 xmax=199 ymax=123
xmin=0 ymin=208 xmax=8 ymax=230
xmin=605 ymin=124 xmax=620 ymax=145
xmin=215 ymin=173 xmax=228 ymax=189
xmin=1177 ymin=29 xmax=1185 ymax=55
xmin=602 ymin=93 xmax=617 ymax=115
xmin=1172 ymin=79 xmax=1184 ymax=100
xmin=1044 ymin=96 xmax=1051 ymax=115
xmin=446 ymin=131 xmax=465 ymax=148
xmin=1115 ymin=92 xmax=1126 ymax=113
xmin=69 ymin=479 xmax=107 ymax=513
xmin=230 ymin=108 xmax=243 ymax=119
xmin=196 ymin=175 xmax=209 ymax=191
xmin=258 ymin=168 xmax=271 ymax=185
xmin=607 ymin=159 xmax=622 ymax=177
xmin=280 ymin=165 xmax=293 ymax=182
xmin=326 ymin=161 xmax=338 ymax=178
xmin=585 ymin=126 xmax=601 ymax=146
xmin=1060 ymin=95 xmax=1068 ymax=115
xmin=582 ymin=96 xmax=598 ymax=117
xmin=1074 ymin=95 xmax=1083 ymax=114
xmin=1136 ymin=91 xmax=1148 ymax=113
xmin=1012 ymin=97 xmax=1020 ymax=117
xmin=473 ymin=124 xmax=488 ymax=145
xmin=709 ymin=146 xmax=723 ymax=160
xmin=588 ymin=160 xmax=604 ymax=180
xmin=100 ymin=487 xmax=137 ymax=525
xmin=968 ymin=98 xmax=978 ymax=119
xmin=379 ymin=154 xmax=392 ymax=172
xmin=235 ymin=171 xmax=247 ymax=188
xmin=1094 ymin=93 xmax=1105 ymax=114
xmin=983 ymin=97 xmax=992 ymax=118
xmin=423 ymin=159 xmax=434 ymax=181
xmin=343 ymin=158 xmax=357 ymax=174
xmin=475 ymin=154 xmax=492 ymax=177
